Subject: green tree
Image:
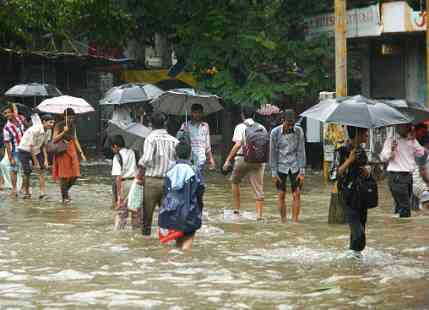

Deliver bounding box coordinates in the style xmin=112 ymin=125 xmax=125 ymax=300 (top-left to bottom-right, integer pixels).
xmin=0 ymin=0 xmax=133 ymax=51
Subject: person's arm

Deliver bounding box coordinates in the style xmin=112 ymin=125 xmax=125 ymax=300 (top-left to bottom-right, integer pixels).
xmin=115 ymin=176 xmax=123 ymax=209
xmin=42 ymin=145 xmax=49 ymax=168
xmin=224 ymin=142 xmax=241 ymax=164
xmin=270 ymin=128 xmax=279 ymax=181
xmin=3 ymin=129 xmax=15 ymax=166
xmin=52 ymin=123 xmax=69 ymax=143
xmin=223 ymin=125 xmax=243 ymax=171
xmin=139 ymin=137 xmax=153 ymax=168
xmin=73 ymin=130 xmax=87 ymax=161
xmin=414 ymin=139 xmax=425 ymax=157
xmin=205 ymin=124 xmax=215 ymax=169
xmin=338 ymin=148 xmax=356 ymax=176
xmin=297 ymin=127 xmax=306 ymax=176
xmin=27 ymin=128 xmax=38 ymax=167
xmin=379 ymin=137 xmax=395 ymax=162
xmin=5 ymin=142 xmax=14 ymax=166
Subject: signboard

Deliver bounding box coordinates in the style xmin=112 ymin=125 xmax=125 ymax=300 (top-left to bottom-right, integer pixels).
xmin=382 ymin=1 xmax=426 ymax=33
xmin=323 ymin=123 xmax=347 ymax=162
xmin=305 ymin=4 xmax=382 ymax=39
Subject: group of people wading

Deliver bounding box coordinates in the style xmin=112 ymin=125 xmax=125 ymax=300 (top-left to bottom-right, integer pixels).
xmin=2 ymin=102 xmax=427 ymax=253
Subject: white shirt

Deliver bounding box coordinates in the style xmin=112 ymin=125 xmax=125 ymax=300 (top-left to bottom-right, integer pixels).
xmin=232 ymin=118 xmax=266 ymax=155
xmin=139 ymin=129 xmax=179 ymax=178
xmin=180 ymin=121 xmax=211 ymax=165
xmin=18 ymin=124 xmax=50 ymax=155
xmin=112 ymin=148 xmax=137 ymax=179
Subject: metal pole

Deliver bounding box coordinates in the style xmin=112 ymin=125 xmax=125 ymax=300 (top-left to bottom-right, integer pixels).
xmin=335 ymin=0 xmax=347 ymax=97
xmin=328 ymin=0 xmax=348 ymax=224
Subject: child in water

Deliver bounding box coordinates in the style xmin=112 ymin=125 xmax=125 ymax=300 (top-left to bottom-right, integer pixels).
xmin=158 ymin=141 xmax=204 ymax=250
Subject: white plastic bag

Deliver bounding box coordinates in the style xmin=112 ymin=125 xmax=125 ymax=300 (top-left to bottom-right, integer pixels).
xmin=127 ymin=180 xmax=144 ymax=210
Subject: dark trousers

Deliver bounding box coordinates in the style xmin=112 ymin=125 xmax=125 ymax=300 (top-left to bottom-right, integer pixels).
xmin=345 ymin=204 xmax=367 ymax=252
xmin=387 ymin=172 xmax=412 ymax=217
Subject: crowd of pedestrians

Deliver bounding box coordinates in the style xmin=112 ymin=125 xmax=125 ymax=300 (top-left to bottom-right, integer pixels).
xmin=1 ymin=102 xmax=429 ymax=253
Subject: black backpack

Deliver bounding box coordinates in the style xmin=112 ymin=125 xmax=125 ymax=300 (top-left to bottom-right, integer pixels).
xmin=243 ymin=123 xmax=269 ymax=163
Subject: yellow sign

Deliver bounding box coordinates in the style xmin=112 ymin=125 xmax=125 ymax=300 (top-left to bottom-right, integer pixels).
xmin=121 ymin=70 xmax=197 ymax=87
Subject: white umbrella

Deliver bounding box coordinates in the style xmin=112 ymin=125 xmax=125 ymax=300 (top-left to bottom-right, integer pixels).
xmin=257 ymin=104 xmax=280 ymax=116
xmin=37 ymin=95 xmax=95 ymax=114
xmin=5 ymin=83 xmax=62 ymax=97
xmin=152 ymin=88 xmax=223 ymax=116
xmin=100 ymin=83 xmax=164 ymax=105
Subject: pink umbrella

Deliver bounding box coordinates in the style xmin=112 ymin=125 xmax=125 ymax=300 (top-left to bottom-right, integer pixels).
xmin=257 ymin=104 xmax=280 ymax=116
xmin=36 ymin=95 xmax=95 ymax=114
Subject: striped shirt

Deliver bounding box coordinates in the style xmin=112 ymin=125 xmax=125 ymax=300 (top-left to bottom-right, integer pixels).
xmin=180 ymin=121 xmax=211 ymax=165
xmin=139 ymin=129 xmax=179 ymax=178
xmin=3 ymin=116 xmax=25 ymax=154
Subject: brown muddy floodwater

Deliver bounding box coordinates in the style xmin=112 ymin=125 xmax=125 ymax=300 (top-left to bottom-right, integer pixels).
xmin=0 ymin=163 xmax=428 ymax=309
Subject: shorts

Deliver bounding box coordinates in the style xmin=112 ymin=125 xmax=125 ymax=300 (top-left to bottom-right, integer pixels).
xmin=276 ymin=171 xmax=301 ymax=193
xmin=18 ymin=150 xmax=45 ymax=175
xmin=230 ymin=157 xmax=265 ymax=200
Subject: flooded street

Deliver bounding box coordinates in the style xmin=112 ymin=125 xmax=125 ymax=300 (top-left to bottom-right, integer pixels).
xmin=0 ymin=164 xmax=428 ymax=309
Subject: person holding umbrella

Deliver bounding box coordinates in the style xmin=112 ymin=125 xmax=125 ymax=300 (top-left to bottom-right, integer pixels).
xmin=300 ymin=95 xmax=412 ymax=255
xmin=336 ymin=126 xmax=370 ymax=256
xmin=178 ymin=103 xmax=216 ymax=174
xmin=380 ymin=124 xmax=425 ymax=217
xmin=52 ymin=108 xmax=87 ymax=203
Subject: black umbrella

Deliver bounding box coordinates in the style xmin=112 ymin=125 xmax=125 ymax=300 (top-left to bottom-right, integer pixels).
xmin=383 ymin=99 xmax=429 ymax=125
xmin=300 ymin=95 xmax=411 ymax=128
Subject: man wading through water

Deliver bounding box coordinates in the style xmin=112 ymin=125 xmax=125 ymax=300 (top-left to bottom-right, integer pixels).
xmin=270 ymin=109 xmax=306 ymax=223
xmin=223 ymin=105 xmax=268 ymax=220
xmin=380 ymin=124 xmax=424 ymax=217
xmin=139 ymin=112 xmax=178 ymax=237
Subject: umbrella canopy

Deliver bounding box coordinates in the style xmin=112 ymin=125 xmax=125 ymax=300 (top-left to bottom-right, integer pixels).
xmin=105 ymin=121 xmax=151 ymax=154
xmin=300 ymin=95 xmax=411 ymax=128
xmin=152 ymin=88 xmax=223 ymax=116
xmin=257 ymin=104 xmax=281 ymax=116
xmin=100 ymin=83 xmax=164 ymax=105
xmin=4 ymin=83 xmax=62 ymax=97
xmin=37 ymin=95 xmax=95 ymax=114
xmin=382 ymin=99 xmax=429 ymax=125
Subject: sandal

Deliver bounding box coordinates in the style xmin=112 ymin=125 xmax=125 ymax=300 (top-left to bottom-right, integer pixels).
xmin=23 ymin=194 xmax=32 ymax=200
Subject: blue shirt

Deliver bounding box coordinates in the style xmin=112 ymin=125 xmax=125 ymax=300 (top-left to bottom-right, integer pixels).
xmin=270 ymin=125 xmax=306 ymax=177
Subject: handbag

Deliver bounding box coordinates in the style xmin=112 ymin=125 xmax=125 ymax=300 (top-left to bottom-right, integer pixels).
xmin=356 ymin=175 xmax=378 ymax=209
xmin=46 ymin=140 xmax=67 ymax=155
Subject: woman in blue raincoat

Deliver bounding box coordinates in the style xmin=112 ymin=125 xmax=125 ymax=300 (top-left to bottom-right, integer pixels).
xmin=158 ymin=141 xmax=204 ymax=250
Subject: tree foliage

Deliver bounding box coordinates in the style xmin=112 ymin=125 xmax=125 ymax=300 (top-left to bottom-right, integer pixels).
xmin=1 ymin=0 xmax=336 ymax=105
xmin=0 ymin=0 xmax=133 ymax=50
xmin=123 ymin=0 xmax=335 ymax=105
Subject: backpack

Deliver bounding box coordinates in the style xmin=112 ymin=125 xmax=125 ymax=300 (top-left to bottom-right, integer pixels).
xmin=243 ymin=122 xmax=269 ymax=163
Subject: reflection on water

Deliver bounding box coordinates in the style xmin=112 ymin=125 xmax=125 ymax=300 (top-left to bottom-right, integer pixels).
xmin=0 ymin=165 xmax=428 ymax=309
